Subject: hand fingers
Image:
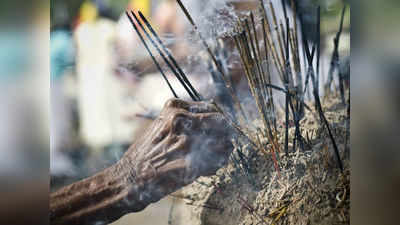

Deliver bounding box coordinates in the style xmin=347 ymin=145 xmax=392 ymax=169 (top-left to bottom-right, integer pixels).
xmin=196 ymin=112 xmax=232 ymax=137
xmin=167 ymin=109 xmax=227 ymax=135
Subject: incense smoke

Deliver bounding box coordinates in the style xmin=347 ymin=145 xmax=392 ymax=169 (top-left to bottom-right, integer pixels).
xmin=182 ymin=0 xmax=238 ymax=41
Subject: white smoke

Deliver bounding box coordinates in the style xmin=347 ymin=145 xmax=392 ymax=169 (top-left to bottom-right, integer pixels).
xmin=181 ymin=0 xmax=238 ymax=41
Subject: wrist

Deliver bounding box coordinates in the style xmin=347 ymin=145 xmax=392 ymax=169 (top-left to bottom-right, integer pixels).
xmin=118 ymin=155 xmax=162 ymax=207
xmin=50 ymin=162 xmax=134 ymax=225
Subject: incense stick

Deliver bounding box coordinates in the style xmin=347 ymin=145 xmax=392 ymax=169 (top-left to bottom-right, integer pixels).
xmin=125 ymin=12 xmax=178 ymax=99
xmin=326 ymin=5 xmax=347 ymax=102
xmin=316 ymin=6 xmax=321 ymax=96
xmin=301 ymin=16 xmax=344 ymax=172
xmin=130 ymin=11 xmax=199 ymax=101
xmin=137 ymin=11 xmax=202 ymax=101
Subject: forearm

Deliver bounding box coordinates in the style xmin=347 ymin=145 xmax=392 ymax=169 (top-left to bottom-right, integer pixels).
xmin=49 ymin=99 xmax=232 ymax=225
xmin=50 ymin=160 xmax=149 ymax=225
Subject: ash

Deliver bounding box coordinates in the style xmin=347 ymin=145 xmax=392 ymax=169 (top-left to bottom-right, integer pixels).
xmin=168 ymin=95 xmax=350 ymax=225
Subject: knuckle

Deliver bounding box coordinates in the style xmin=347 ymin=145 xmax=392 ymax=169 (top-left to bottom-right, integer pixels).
xmin=170 ymin=111 xmax=193 ymax=132
xmin=171 ymin=110 xmax=191 ymax=121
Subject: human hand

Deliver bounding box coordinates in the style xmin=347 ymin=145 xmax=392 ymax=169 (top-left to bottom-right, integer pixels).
xmin=120 ymin=98 xmax=233 ymax=203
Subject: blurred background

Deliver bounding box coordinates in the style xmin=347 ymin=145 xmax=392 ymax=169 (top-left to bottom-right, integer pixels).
xmin=49 ymin=0 xmax=349 ymax=189
xmin=48 ymin=0 xmax=349 ymax=224
xmin=3 ymin=0 xmax=400 ymax=225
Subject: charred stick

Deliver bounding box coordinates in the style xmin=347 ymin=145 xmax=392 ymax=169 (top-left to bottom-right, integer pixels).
xmin=125 ymin=12 xmax=178 ymax=98
xmin=313 ymin=72 xmax=343 ymax=171
xmin=303 ymin=44 xmax=316 ymax=95
xmin=345 ymin=88 xmax=350 ymax=154
xmin=326 ymin=5 xmax=347 ymax=101
xmin=281 ymin=0 xmax=289 ymax=29
xmin=279 ymin=21 xmax=288 ymax=79
xmin=302 ymin=34 xmax=344 ymax=172
xmin=283 ymin=20 xmax=290 ymax=86
xmin=175 ymin=0 xmax=252 ymax=123
xmin=288 ymin=93 xmax=305 ymax=152
xmin=282 ymin=14 xmax=304 ymax=153
xmin=282 ymin=18 xmax=291 ymax=158
xmin=284 ymin=94 xmax=289 ymax=156
xmin=339 ymin=66 xmax=346 ymax=104
xmin=316 ymin=6 xmax=321 ymax=96
xmin=258 ymin=83 xmax=313 ymax=113
xmin=281 ymin=0 xmax=291 ymax=76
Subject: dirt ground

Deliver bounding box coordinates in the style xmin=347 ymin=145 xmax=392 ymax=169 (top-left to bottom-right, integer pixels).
xmin=168 ymin=93 xmax=350 ymax=225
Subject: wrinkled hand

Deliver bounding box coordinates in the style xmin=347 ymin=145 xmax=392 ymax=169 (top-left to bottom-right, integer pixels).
xmin=49 ymin=99 xmax=233 ymax=225
xmin=120 ymin=99 xmax=233 ymax=203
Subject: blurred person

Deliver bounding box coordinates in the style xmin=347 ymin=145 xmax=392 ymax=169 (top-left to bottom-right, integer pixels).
xmin=74 ymin=0 xmax=127 ymax=152
xmin=50 ymin=99 xmax=233 ymax=225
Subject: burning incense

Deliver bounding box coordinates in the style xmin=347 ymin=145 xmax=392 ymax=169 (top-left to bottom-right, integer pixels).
xmin=300 ymin=8 xmax=344 ymax=171
xmin=137 ymin=11 xmax=202 ymax=101
xmin=126 ymin=11 xmax=201 ymax=101
xmin=174 ymin=0 xmax=249 ymax=125
xmin=125 ymin=11 xmax=178 ymax=98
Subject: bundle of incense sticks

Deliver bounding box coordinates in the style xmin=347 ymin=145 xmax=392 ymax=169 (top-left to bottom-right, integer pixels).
xmin=172 ymin=0 xmax=345 ymax=172
xmin=125 ymin=10 xmax=202 ymax=101
xmin=126 ymin=0 xmax=346 ymax=172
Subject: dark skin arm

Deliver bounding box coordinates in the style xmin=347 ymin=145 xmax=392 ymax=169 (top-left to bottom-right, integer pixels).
xmin=50 ymin=99 xmax=233 ymax=225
